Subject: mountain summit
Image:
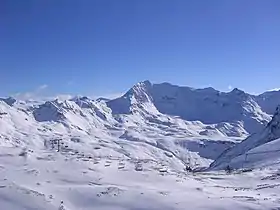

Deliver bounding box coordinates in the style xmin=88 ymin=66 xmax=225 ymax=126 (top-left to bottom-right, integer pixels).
xmin=107 ymin=80 xmax=156 ymax=114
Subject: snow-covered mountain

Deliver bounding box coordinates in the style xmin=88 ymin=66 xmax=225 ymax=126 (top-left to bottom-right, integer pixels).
xmin=108 ymin=81 xmax=271 ymax=134
xmin=2 ymin=81 xmax=280 ymax=209
xmin=211 ymin=105 xmax=280 ymax=170
xmin=1 ymin=80 xmax=280 ymax=169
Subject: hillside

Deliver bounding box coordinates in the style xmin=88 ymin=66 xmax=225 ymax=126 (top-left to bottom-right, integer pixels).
xmin=2 ymin=81 xmax=280 ymax=166
xmin=211 ymin=105 xmax=280 ymax=170
xmin=0 ymin=95 xmax=242 ymax=170
xmin=1 ymin=81 xmax=280 ymax=209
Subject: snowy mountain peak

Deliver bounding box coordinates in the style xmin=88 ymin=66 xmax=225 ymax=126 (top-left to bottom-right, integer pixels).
xmin=197 ymin=87 xmax=218 ymax=93
xmin=72 ymin=96 xmax=91 ymax=101
xmin=33 ymin=100 xmax=66 ymax=122
xmin=130 ymin=80 xmax=152 ymax=91
xmin=70 ymin=96 xmax=94 ymax=108
xmin=228 ymin=88 xmax=251 ymax=101
xmin=0 ymin=97 xmax=17 ymax=106
xmin=231 ymin=88 xmax=244 ymax=94
xmin=125 ymin=80 xmax=153 ymax=102
xmin=96 ymin=97 xmax=110 ymax=102
xmin=107 ymin=80 xmax=156 ymax=114
xmin=139 ymin=80 xmax=152 ymax=86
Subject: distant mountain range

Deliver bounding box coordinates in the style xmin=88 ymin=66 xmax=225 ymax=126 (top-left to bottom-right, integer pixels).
xmin=1 ymin=80 xmax=280 ymax=170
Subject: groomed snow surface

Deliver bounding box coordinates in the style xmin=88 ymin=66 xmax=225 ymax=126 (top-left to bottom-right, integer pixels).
xmin=1 ymin=147 xmax=280 ymax=210
xmin=1 ymin=81 xmax=280 ymax=209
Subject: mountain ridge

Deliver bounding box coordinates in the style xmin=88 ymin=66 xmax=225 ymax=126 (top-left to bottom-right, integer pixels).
xmin=1 ymin=80 xmax=280 ymax=170
xmin=2 ymin=80 xmax=280 ymax=134
xmin=107 ymin=81 xmax=272 ymax=134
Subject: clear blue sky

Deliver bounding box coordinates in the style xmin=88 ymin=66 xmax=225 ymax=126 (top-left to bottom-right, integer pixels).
xmin=1 ymin=0 xmax=280 ymax=98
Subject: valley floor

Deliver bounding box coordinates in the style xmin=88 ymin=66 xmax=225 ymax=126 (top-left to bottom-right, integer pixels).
xmin=0 ymin=147 xmax=279 ymax=210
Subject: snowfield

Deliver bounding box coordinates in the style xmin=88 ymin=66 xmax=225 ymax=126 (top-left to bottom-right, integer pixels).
xmin=1 ymin=147 xmax=280 ymax=210
xmin=1 ymin=81 xmax=280 ymax=209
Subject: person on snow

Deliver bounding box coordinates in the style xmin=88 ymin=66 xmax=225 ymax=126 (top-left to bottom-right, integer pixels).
xmin=185 ymin=165 xmax=193 ymax=172
xmin=225 ymin=165 xmax=232 ymax=174
xmin=58 ymin=201 xmax=66 ymax=210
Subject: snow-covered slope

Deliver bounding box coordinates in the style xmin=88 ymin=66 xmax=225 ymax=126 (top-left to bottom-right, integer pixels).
xmin=1 ymin=146 xmax=280 ymax=210
xmin=226 ymin=138 xmax=280 ymax=170
xmin=0 ymin=98 xmax=224 ymax=171
xmin=211 ymin=105 xmax=280 ymax=170
xmin=255 ymin=90 xmax=280 ymax=115
xmin=153 ymin=84 xmax=271 ymax=133
xmin=0 ymin=93 xmax=245 ymax=171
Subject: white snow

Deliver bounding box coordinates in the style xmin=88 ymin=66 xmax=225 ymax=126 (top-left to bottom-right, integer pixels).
xmin=0 ymin=146 xmax=280 ymax=210
xmin=211 ymin=105 xmax=280 ymax=170
xmin=1 ymin=81 xmax=280 ymax=209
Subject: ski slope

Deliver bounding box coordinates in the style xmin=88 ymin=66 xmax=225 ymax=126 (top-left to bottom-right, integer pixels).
xmin=0 ymin=146 xmax=280 ymax=210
